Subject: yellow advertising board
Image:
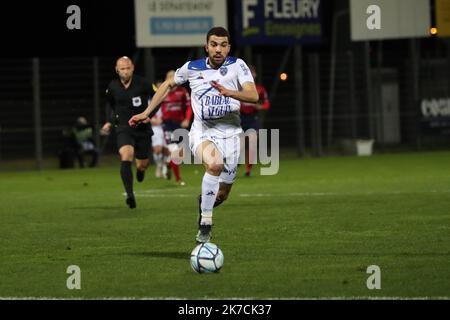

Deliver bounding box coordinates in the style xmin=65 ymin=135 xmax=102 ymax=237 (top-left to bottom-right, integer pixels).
xmin=437 ymin=0 xmax=450 ymax=37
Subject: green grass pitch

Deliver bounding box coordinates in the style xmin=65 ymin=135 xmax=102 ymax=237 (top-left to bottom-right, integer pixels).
xmin=0 ymin=151 xmax=449 ymax=299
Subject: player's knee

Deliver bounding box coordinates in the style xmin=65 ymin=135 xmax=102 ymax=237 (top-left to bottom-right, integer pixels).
xmin=120 ymin=154 xmax=134 ymax=161
xmin=119 ymin=148 xmax=134 ymax=161
xmin=206 ymin=163 xmax=223 ymax=176
xmin=153 ymin=146 xmax=162 ymax=154
xmin=137 ymin=163 xmax=148 ymax=171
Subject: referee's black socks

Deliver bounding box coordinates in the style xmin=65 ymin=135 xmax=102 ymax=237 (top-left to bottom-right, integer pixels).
xmin=120 ymin=161 xmax=134 ymax=198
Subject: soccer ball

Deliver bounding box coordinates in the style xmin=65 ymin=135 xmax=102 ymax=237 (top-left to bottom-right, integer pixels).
xmin=190 ymin=242 xmax=224 ymax=273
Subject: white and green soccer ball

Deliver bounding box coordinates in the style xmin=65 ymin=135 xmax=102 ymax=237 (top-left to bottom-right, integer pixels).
xmin=190 ymin=242 xmax=224 ymax=273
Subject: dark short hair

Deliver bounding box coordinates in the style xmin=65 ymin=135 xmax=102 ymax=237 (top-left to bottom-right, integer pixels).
xmin=206 ymin=27 xmax=230 ymax=43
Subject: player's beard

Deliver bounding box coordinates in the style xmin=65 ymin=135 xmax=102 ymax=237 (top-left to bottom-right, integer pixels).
xmin=210 ymin=54 xmax=224 ymax=68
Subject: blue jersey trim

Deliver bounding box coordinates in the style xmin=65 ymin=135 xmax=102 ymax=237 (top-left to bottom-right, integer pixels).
xmin=188 ymin=57 xmax=238 ymax=70
xmin=188 ymin=59 xmax=208 ymax=71
xmin=223 ymin=56 xmax=238 ymax=66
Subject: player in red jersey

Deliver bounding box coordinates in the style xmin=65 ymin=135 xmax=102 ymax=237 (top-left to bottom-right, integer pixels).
xmin=240 ymin=65 xmax=270 ymax=177
xmin=159 ymin=70 xmax=193 ymax=185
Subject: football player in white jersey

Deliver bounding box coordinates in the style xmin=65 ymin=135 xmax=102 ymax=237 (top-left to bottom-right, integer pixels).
xmin=129 ymin=27 xmax=258 ymax=243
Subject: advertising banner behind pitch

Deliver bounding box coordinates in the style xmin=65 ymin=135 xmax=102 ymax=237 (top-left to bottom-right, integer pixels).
xmin=235 ymin=0 xmax=322 ymax=45
xmin=420 ymin=98 xmax=450 ymax=134
xmin=350 ymin=0 xmax=431 ymax=41
xmin=135 ymin=0 xmax=227 ymax=47
xmin=436 ymin=0 xmax=450 ymax=37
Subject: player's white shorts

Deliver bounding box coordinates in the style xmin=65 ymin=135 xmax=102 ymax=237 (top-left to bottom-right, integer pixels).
xmin=189 ymin=129 xmax=241 ymax=185
xmin=151 ymin=125 xmax=165 ymax=147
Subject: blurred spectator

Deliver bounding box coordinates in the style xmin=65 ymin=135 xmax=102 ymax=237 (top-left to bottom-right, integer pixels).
xmin=72 ymin=116 xmax=98 ymax=168
xmin=58 ymin=117 xmax=98 ymax=169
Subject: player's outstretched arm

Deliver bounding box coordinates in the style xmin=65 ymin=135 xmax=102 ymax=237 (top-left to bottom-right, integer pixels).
xmin=211 ymin=81 xmax=258 ymax=103
xmin=129 ymin=78 xmax=176 ymax=127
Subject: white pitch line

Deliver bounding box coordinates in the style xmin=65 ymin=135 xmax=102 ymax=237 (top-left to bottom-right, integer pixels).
xmin=123 ymin=192 xmax=190 ymax=198
xmin=138 ymin=194 xmax=191 ymax=198
xmin=2 ymin=296 xmax=448 ymax=300
xmin=242 ymin=190 xmax=450 ymax=197
xmin=239 ymin=192 xmax=342 ymax=197
xmin=124 ymin=190 xmax=450 ymax=198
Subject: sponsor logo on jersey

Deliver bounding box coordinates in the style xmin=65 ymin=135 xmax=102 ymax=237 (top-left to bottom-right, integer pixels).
xmin=201 ymin=95 xmax=233 ymax=119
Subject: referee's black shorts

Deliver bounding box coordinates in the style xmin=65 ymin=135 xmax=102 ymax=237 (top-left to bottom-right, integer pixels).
xmin=116 ymin=126 xmax=153 ymax=160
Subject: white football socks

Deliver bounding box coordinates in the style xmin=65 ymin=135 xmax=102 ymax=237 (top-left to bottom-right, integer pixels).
xmin=201 ymin=211 xmax=212 ymax=226
xmin=153 ymin=153 xmax=164 ymax=177
xmin=153 ymin=152 xmax=163 ymax=165
xmin=200 ymin=172 xmax=220 ymax=225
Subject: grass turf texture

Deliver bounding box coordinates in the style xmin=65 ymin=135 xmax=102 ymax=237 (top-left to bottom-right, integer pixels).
xmin=0 ymin=151 xmax=449 ymax=299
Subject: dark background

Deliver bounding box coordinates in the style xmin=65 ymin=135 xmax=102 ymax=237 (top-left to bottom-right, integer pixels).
xmin=0 ymin=0 xmax=136 ymax=57
xmin=0 ymin=0 xmax=335 ymax=58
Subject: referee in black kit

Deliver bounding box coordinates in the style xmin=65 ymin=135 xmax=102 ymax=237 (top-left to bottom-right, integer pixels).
xmin=101 ymin=56 xmax=154 ymax=209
